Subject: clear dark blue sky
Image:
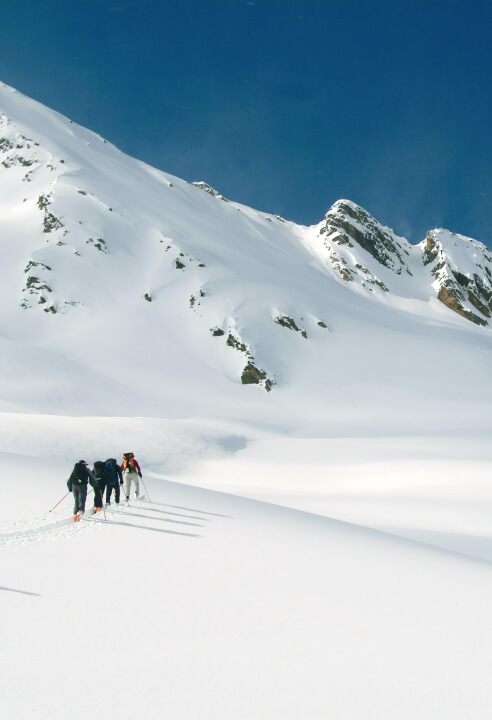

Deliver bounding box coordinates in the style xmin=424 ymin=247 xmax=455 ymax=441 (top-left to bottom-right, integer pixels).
xmin=1 ymin=0 xmax=491 ymax=246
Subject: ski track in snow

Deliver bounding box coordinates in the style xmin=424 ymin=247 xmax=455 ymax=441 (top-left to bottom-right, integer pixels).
xmin=0 ymin=497 xmax=208 ymax=546
xmin=0 ymin=508 xmax=95 ymax=546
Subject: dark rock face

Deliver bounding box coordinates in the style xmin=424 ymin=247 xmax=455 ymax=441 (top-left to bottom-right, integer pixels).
xmin=437 ymin=287 xmax=487 ymax=326
xmin=318 ymin=201 xmax=491 ymax=328
xmin=422 ymin=230 xmax=492 ymax=327
xmin=314 ymin=200 xmax=411 ymax=294
xmin=321 ymin=200 xmax=412 ymax=276
xmin=274 ymin=315 xmax=307 ymax=338
xmin=422 ymin=234 xmax=440 ymax=266
xmin=241 ymin=364 xmax=275 ymax=392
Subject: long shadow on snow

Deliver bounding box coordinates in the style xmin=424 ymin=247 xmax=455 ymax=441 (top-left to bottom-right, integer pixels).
xmin=118 ymin=510 xmax=203 ymax=528
xmin=0 ymin=585 xmax=41 ymax=597
xmin=130 ymin=506 xmax=211 ymax=522
xmin=108 ymin=518 xmax=202 ymax=538
xmin=150 ymin=501 xmax=232 ymax=519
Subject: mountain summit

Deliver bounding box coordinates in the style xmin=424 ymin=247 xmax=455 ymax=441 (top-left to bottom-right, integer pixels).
xmin=308 ymin=199 xmax=492 ymax=324
xmin=0 ymin=81 xmax=490 ymax=433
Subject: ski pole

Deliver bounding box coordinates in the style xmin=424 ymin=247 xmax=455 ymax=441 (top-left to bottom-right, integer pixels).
xmin=140 ymin=475 xmax=151 ymax=502
xmin=49 ymin=491 xmax=70 ymax=513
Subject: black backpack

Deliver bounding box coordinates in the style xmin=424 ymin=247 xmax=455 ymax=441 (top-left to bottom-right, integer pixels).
xmin=105 ymin=459 xmax=119 ymax=484
xmin=72 ymin=462 xmax=87 ymax=484
xmin=93 ymin=460 xmax=107 ymax=479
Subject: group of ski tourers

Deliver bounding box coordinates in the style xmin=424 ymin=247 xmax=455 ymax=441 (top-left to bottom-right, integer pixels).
xmin=67 ymin=452 xmax=142 ymax=521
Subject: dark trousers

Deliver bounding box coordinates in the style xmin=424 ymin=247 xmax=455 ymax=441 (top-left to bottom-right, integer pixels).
xmin=72 ymin=484 xmax=87 ymax=514
xmin=94 ymin=481 xmax=106 ymax=508
xmin=106 ymin=482 xmax=120 ymax=504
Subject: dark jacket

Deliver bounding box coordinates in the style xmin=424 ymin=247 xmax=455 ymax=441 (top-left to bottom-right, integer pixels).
xmin=67 ymin=463 xmax=99 ymax=492
xmin=105 ymin=459 xmax=123 ymax=486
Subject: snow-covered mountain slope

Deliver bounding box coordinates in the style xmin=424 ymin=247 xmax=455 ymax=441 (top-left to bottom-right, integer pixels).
xmin=2 ymin=81 xmax=492 ymax=720
xmin=0 ymin=81 xmax=491 ymax=436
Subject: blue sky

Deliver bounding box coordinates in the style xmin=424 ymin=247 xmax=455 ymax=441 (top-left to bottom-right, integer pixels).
xmin=1 ymin=0 xmax=491 ymax=246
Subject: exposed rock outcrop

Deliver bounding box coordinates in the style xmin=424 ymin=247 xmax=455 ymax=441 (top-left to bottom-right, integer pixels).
xmin=421 ymin=230 xmax=492 ymax=326
xmin=321 ymin=200 xmax=412 ymax=276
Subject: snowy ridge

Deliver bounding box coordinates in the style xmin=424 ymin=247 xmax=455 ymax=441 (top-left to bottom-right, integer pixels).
xmin=422 ymin=228 xmax=492 ymax=325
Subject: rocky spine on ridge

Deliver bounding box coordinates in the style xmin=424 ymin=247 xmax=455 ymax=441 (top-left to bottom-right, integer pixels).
xmin=422 ymin=230 xmax=492 ymax=326
xmin=320 ymin=200 xmax=412 ymax=277
xmin=192 ymin=181 xmax=228 ymax=202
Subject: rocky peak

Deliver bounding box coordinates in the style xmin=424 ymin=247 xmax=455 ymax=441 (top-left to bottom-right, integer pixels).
xmin=311 ymin=199 xmax=413 ymax=295
xmin=421 ymin=229 xmax=492 ymax=326
xmin=320 ymin=199 xmax=412 ymax=276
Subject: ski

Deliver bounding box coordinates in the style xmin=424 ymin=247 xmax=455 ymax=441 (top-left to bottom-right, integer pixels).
xmin=82 ymin=512 xmax=109 ymax=523
xmin=71 ymin=508 xmax=109 ymax=523
xmin=104 ymin=503 xmax=121 ymax=513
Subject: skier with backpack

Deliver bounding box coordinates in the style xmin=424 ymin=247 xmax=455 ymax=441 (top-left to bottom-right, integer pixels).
xmin=121 ymin=452 xmax=142 ymax=501
xmin=92 ymin=461 xmax=107 ymax=513
xmin=67 ymin=460 xmax=99 ymax=521
xmin=105 ymin=458 xmax=123 ymax=506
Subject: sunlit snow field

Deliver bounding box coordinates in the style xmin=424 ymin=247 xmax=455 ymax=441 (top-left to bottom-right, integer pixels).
xmin=2 ymin=434 xmax=492 ymax=720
